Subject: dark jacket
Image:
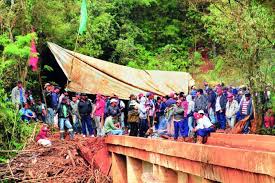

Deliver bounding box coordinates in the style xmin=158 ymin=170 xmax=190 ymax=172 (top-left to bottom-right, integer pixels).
xmin=51 ymin=92 xmax=59 ymax=110
xmin=194 ymin=95 xmax=208 ymax=112
xmin=208 ymin=91 xmax=216 ymax=110
xmin=106 ymin=105 xmax=120 ymax=117
xmin=216 ymin=94 xmax=227 ymax=111
xmin=173 ymin=106 xmax=184 ymax=121
xmin=159 ymin=102 xmax=167 ymax=116
xmin=239 ymin=99 xmax=253 ymax=116
xmin=57 ymin=103 xmax=71 ymax=118
xmin=78 ymin=100 xmax=92 ymax=116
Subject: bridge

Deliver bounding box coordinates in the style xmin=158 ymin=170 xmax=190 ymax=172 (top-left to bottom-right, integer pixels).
xmin=105 ymin=134 xmax=275 ymax=183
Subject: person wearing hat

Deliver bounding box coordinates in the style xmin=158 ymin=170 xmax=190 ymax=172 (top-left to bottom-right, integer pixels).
xmin=44 ymin=83 xmax=52 ymax=92
xmin=57 ymin=97 xmax=74 ymax=140
xmin=138 ymin=96 xmax=149 ymax=137
xmin=172 ymin=99 xmax=189 ymax=141
xmin=239 ymin=92 xmax=253 ymax=133
xmin=225 ymin=93 xmax=239 ymax=128
xmin=193 ymin=110 xmax=215 ymax=144
xmin=128 ymin=94 xmax=139 ymax=136
xmin=106 ymin=98 xmax=120 ymax=118
xmin=104 ymin=113 xmax=123 ymax=135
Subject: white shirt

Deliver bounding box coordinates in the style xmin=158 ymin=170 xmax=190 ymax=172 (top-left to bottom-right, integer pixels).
xmin=196 ymin=116 xmax=213 ymax=130
xmin=215 ymin=96 xmax=221 ymax=112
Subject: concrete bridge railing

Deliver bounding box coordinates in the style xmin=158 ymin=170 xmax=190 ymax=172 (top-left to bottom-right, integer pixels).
xmin=106 ymin=135 xmax=275 ymax=183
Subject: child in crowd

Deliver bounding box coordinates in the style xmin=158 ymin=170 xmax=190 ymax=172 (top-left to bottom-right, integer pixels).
xmin=36 ymin=124 xmax=51 ymax=147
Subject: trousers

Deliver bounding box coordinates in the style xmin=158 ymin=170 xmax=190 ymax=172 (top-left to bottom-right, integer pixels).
xmin=81 ymin=115 xmax=93 ymax=136
xmin=139 ymin=119 xmax=148 ymax=137
xmin=129 ymin=123 xmax=139 ymax=136
xmin=216 ymin=111 xmax=226 ymax=129
xmin=59 ymin=118 xmax=73 ymax=132
xmin=174 ymin=118 xmax=189 ymax=139
xmin=197 ymin=127 xmax=215 ymax=137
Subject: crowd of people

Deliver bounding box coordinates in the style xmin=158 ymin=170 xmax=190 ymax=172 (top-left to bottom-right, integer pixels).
xmin=11 ymin=80 xmax=274 ymax=144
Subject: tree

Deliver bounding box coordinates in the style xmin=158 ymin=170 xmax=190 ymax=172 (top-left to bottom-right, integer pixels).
xmin=202 ymin=0 xmax=274 ymax=130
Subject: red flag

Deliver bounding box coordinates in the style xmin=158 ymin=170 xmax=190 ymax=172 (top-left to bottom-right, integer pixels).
xmin=29 ymin=38 xmax=39 ymax=71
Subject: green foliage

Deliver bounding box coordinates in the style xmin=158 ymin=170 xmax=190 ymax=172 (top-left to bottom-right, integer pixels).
xmin=43 ymin=65 xmax=54 ymax=72
xmin=28 ymin=0 xmax=207 ymax=72
xmin=257 ymin=128 xmax=275 ymax=136
xmin=0 ymin=33 xmax=37 ymax=90
xmin=201 ymin=0 xmax=274 ymax=128
xmin=0 ymin=87 xmax=37 ymax=161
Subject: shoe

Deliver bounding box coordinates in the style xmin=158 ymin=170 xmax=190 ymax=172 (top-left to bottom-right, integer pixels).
xmin=69 ymin=130 xmax=74 ymax=140
xmin=82 ymin=135 xmax=86 ymax=138
xmin=60 ymin=132 xmax=65 ymax=140
xmin=196 ymin=136 xmax=203 ymax=144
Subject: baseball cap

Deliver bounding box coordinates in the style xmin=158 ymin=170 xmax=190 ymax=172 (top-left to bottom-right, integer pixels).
xmin=198 ymin=110 xmax=205 ymax=114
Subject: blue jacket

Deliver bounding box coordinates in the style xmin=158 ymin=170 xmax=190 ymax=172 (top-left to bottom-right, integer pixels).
xmin=51 ymin=93 xmax=59 ymax=110
xmin=159 ymin=102 xmax=167 ymax=116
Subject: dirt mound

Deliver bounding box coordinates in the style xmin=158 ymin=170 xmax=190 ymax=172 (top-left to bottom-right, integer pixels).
xmin=0 ymin=135 xmax=111 ymax=183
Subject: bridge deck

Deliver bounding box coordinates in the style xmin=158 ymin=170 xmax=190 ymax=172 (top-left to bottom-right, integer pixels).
xmin=106 ymin=134 xmax=275 ymax=183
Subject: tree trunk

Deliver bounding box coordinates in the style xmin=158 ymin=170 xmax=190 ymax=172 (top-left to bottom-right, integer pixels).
xmin=250 ymin=92 xmax=264 ymax=133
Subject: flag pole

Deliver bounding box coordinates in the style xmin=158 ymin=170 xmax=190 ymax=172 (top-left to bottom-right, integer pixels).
xmin=66 ymin=32 xmax=80 ymax=88
xmin=66 ymin=0 xmax=87 ymax=90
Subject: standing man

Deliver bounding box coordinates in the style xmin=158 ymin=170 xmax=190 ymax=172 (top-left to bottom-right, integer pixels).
xmin=92 ymin=94 xmax=106 ymax=137
xmin=155 ymin=97 xmax=162 ymax=130
xmin=239 ymin=92 xmax=253 ymax=134
xmin=11 ymin=81 xmax=26 ymax=109
xmin=225 ymin=93 xmax=239 ymax=128
xmin=194 ymin=89 xmax=208 ymax=113
xmin=70 ymin=96 xmax=81 ymax=134
xmin=127 ymin=94 xmax=139 ymax=136
xmin=146 ymin=92 xmax=155 ymax=128
xmin=57 ymin=97 xmax=74 ymax=140
xmin=173 ymin=100 xmax=188 ymax=141
xmin=207 ymin=88 xmax=216 ymax=123
xmin=215 ymin=88 xmax=227 ymax=130
xmin=78 ymin=94 xmax=93 ymax=137
xmin=138 ymin=97 xmax=149 ymax=137
xmin=52 ymin=86 xmax=60 ymax=126
xmin=44 ymin=83 xmax=54 ymax=125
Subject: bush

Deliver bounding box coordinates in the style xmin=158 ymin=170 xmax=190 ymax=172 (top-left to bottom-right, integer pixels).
xmin=0 ymin=87 xmax=37 ymax=162
xmin=257 ymin=128 xmax=275 ymax=136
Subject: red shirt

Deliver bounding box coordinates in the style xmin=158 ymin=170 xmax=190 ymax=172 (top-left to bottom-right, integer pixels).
xmin=36 ymin=127 xmax=49 ymax=142
xmin=94 ymin=99 xmax=105 ymax=117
